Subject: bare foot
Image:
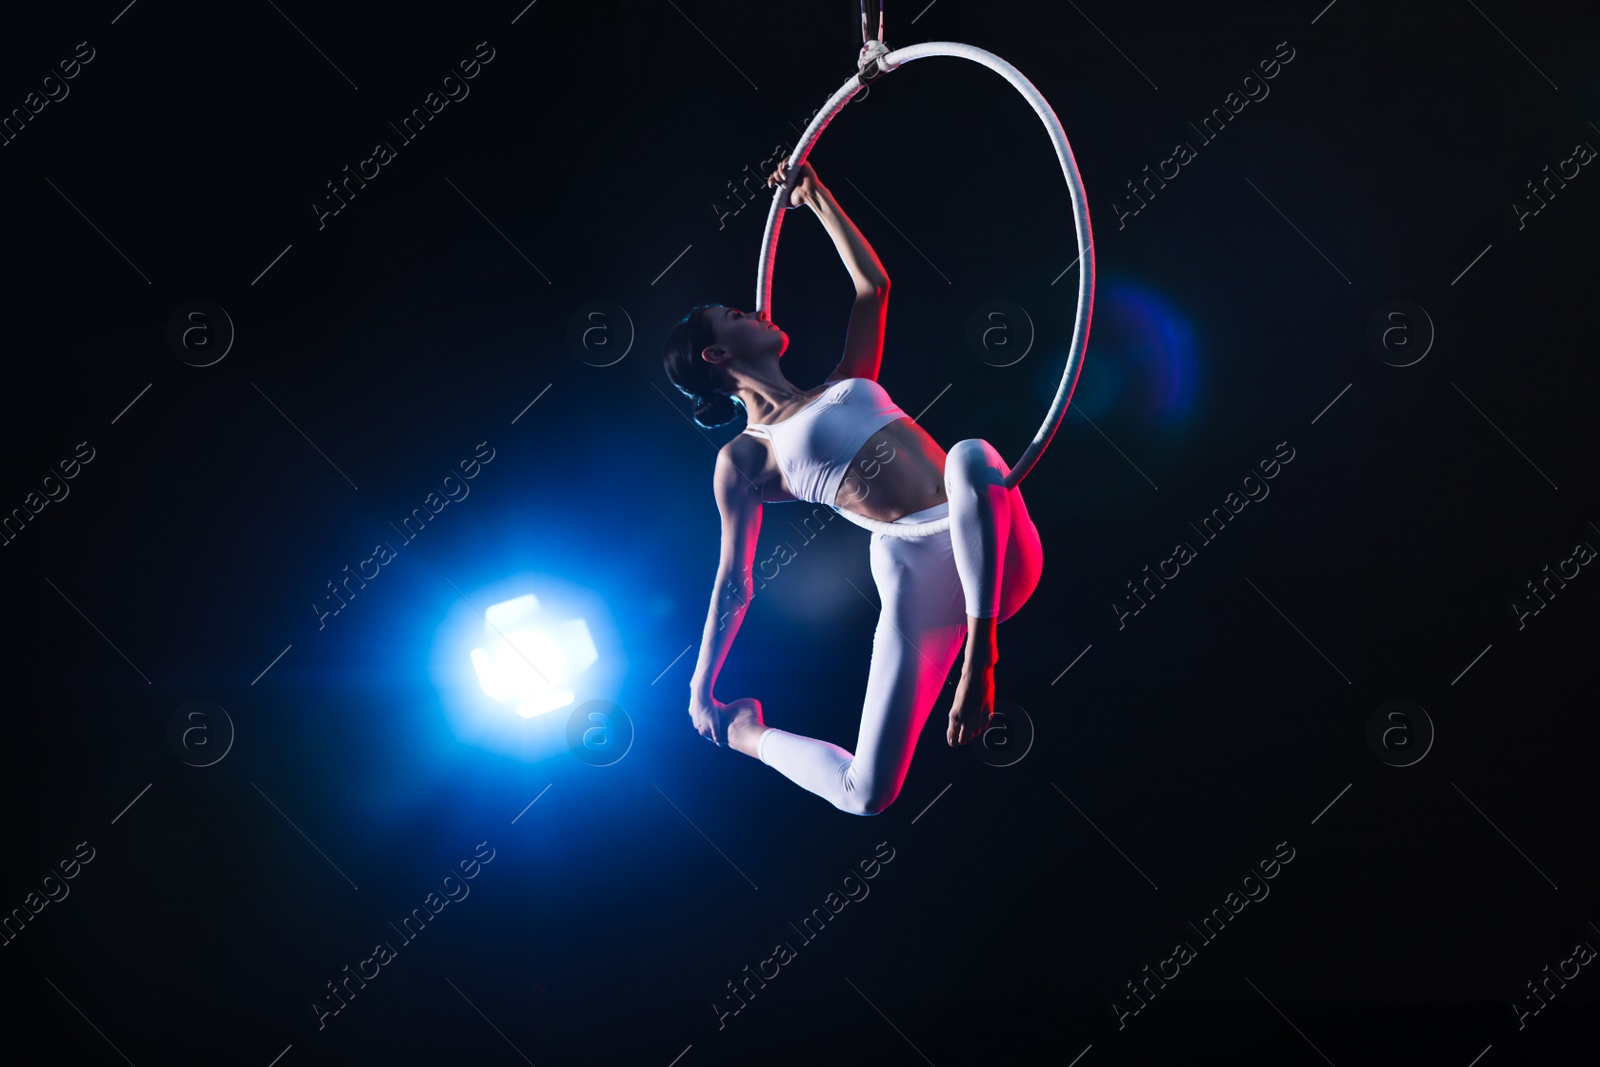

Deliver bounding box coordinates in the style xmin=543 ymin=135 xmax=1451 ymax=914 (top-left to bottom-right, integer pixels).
xmin=724 ymin=697 xmax=770 ymax=759
xmin=947 ymin=662 xmax=994 ymax=746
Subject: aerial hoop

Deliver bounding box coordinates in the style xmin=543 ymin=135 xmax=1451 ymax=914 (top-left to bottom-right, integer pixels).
xmin=756 ymin=28 xmax=1095 ymax=539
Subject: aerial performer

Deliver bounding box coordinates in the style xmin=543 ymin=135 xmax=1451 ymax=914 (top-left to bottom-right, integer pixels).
xmin=662 ymin=2 xmax=1094 ymax=815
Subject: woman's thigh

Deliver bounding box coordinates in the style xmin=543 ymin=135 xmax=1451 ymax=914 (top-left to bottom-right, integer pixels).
xmin=852 ymin=534 xmax=968 ymax=805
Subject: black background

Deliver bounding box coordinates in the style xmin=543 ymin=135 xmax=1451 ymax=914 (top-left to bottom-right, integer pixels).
xmin=1 ymin=1 xmax=1597 ymax=1064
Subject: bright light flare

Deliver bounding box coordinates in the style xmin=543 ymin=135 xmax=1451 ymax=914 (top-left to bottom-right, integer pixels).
xmin=469 ymin=594 xmax=598 ymax=718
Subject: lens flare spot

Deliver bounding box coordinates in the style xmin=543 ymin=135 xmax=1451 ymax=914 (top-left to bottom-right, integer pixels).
xmin=470 ymin=593 xmax=598 ymax=718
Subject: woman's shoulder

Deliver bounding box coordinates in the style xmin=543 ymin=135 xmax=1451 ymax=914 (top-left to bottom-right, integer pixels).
xmin=838 ymin=376 xmax=896 ymax=413
xmin=718 ymin=433 xmax=795 ymax=502
xmin=819 ymin=375 xmax=879 ymax=406
xmin=721 ymin=429 xmax=767 ymax=461
xmin=828 ymin=373 xmax=889 ymax=395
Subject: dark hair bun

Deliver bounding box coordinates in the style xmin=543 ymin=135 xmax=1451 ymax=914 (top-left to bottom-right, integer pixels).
xmin=693 ymin=391 xmax=739 ymax=429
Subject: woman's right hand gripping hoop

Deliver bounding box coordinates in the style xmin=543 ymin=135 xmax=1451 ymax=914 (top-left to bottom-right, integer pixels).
xmin=768 ymin=159 xmax=818 ymax=211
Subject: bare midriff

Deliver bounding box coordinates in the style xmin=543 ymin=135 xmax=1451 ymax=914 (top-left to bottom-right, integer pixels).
xmin=833 ymin=416 xmax=950 ymax=521
xmin=753 ymin=414 xmax=948 ymax=522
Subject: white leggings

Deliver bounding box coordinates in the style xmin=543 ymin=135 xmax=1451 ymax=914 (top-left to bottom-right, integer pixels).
xmin=756 ymin=438 xmax=1045 ymax=815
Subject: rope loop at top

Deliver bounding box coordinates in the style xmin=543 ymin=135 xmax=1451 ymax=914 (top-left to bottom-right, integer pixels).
xmin=857 ymin=38 xmax=896 ymax=82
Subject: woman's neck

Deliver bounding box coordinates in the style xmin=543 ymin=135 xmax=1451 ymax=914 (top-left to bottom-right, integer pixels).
xmin=730 ymin=367 xmax=809 ymax=422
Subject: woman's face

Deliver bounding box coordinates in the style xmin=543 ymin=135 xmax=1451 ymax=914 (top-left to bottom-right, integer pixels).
xmin=705 ymin=306 xmax=787 ymax=364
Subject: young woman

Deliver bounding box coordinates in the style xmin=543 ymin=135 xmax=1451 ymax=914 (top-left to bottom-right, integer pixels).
xmin=663 ymin=160 xmax=1044 ymax=815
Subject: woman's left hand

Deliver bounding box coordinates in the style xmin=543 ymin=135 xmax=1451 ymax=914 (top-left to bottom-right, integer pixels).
xmin=947 ymin=664 xmax=994 ymax=747
xmin=767 ymin=159 xmax=819 ymax=209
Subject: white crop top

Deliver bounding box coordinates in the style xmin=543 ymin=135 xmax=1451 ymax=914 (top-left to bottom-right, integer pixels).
xmin=741 ymin=377 xmax=909 ymax=506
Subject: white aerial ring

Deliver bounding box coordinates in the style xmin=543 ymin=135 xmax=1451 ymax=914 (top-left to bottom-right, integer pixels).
xmin=755 ymin=39 xmax=1095 ymax=538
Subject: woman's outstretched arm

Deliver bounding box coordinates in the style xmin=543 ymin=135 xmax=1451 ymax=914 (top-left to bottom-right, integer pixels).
xmin=689 ymin=446 xmax=764 ymax=742
xmin=769 ymin=161 xmax=888 ymax=294
xmin=810 ymin=178 xmax=889 ymax=296
xmin=770 ymin=161 xmax=891 ymax=382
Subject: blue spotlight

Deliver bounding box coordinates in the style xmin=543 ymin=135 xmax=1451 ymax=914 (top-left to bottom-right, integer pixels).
xmin=431 ymin=570 xmax=625 ymax=763
xmin=1047 ymin=277 xmax=1199 ymax=429
xmin=469 ymin=593 xmax=598 ymax=718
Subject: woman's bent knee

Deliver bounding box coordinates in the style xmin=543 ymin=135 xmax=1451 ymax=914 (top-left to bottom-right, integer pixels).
xmin=947 ymin=438 xmax=1004 ymax=472
xmin=838 ymin=792 xmax=896 ymax=816
xmin=837 ymin=772 xmax=900 ymax=815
